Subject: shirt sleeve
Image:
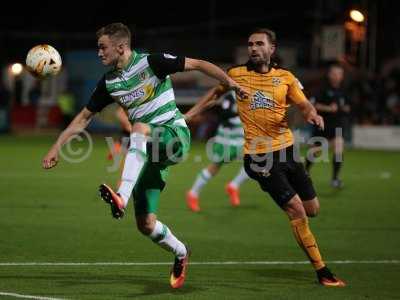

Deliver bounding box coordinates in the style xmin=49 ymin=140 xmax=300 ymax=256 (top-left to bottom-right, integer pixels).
xmin=287 ymin=76 xmax=307 ymax=104
xmin=147 ymin=53 xmax=185 ymax=79
xmin=86 ymin=76 xmax=114 ymax=113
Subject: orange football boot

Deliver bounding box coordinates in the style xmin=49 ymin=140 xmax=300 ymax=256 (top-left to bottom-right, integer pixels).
xmin=186 ymin=191 xmax=200 ymax=212
xmin=99 ymin=183 xmax=125 ymax=219
xmin=225 ymin=183 xmax=240 ymax=207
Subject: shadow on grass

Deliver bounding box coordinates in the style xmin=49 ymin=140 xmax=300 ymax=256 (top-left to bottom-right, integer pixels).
xmin=0 ymin=272 xmax=205 ymax=298
xmin=249 ymin=267 xmax=313 ymax=285
xmin=317 ymin=188 xmax=343 ymax=199
xmin=230 ymin=204 xmax=263 ymax=210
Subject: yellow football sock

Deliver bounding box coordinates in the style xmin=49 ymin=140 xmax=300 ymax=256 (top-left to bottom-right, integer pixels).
xmin=290 ymin=217 xmax=325 ymax=270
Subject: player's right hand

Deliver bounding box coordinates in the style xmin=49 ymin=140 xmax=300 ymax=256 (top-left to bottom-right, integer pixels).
xmin=311 ymin=114 xmax=325 ymax=130
xmin=226 ymin=78 xmax=249 ymax=99
xmin=43 ymin=149 xmax=59 ymax=169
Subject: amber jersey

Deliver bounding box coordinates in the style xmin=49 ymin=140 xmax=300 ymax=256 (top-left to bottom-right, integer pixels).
xmin=220 ymin=63 xmax=308 ymax=154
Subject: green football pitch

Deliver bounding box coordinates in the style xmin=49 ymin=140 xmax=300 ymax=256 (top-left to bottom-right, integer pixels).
xmin=0 ymin=135 xmax=399 ymax=299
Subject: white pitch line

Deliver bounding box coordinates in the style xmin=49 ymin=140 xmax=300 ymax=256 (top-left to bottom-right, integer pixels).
xmin=0 ymin=260 xmax=399 ymax=266
xmin=0 ymin=292 xmax=67 ymax=300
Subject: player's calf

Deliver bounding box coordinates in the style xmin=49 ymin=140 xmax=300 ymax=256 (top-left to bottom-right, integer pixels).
xmin=141 ymin=218 xmax=190 ymax=288
xmin=136 ymin=214 xmax=156 ymax=235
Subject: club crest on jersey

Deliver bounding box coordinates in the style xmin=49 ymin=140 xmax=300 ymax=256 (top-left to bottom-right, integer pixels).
xmin=272 ymin=77 xmax=281 ymax=86
xmin=250 ymin=91 xmax=274 ymax=110
xmin=139 ymin=71 xmax=148 ymax=82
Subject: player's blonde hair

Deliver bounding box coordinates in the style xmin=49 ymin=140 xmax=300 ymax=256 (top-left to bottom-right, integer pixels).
xmin=96 ymin=23 xmax=131 ymax=46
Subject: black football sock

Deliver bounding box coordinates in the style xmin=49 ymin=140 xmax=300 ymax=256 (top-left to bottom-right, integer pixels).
xmin=305 ymin=158 xmax=313 ymax=172
xmin=332 ymin=154 xmax=342 ymax=180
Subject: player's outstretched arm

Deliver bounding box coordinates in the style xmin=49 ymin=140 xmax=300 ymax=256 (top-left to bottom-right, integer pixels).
xmin=184 ymin=86 xmax=224 ymax=122
xmin=42 ymin=108 xmax=95 ymax=169
xmin=184 ymin=58 xmax=248 ymax=99
xmin=297 ymin=100 xmax=324 ymax=130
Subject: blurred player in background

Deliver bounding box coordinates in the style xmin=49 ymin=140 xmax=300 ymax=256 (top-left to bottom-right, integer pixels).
xmin=186 ymin=28 xmax=345 ymax=287
xmin=185 ymin=90 xmax=249 ymax=212
xmin=305 ymin=63 xmax=351 ymax=188
xmin=42 ymin=22 xmax=246 ymax=289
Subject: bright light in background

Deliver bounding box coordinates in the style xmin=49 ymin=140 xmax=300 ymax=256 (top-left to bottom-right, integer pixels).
xmin=10 ymin=63 xmax=23 ymax=76
xmin=350 ymin=9 xmax=365 ymax=23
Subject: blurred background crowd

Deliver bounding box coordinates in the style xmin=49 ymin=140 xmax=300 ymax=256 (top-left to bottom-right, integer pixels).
xmin=0 ymin=0 xmax=399 ymax=149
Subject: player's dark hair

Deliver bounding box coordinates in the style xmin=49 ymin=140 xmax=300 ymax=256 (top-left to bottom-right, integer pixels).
xmin=96 ymin=23 xmax=131 ymax=45
xmin=250 ymin=28 xmax=277 ymax=47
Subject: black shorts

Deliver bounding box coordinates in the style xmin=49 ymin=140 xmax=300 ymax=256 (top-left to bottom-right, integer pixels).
xmin=312 ymin=126 xmax=343 ymax=141
xmin=243 ymin=146 xmax=316 ymax=208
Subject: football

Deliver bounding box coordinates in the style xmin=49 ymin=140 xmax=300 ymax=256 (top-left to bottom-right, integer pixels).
xmin=25 ymin=44 xmax=62 ymax=78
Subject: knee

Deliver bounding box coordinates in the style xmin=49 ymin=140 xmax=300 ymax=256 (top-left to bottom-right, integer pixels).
xmin=305 ymin=198 xmax=320 ymax=218
xmin=284 ymin=196 xmax=307 ymax=220
xmin=333 ymin=147 xmax=343 ymax=156
xmin=131 ymin=122 xmax=151 ymax=135
xmin=332 ymin=137 xmax=344 ymax=153
xmin=136 ymin=218 xmax=155 ymax=236
xmin=207 ymin=163 xmax=221 ymax=176
xmin=306 ymin=205 xmax=319 ymax=217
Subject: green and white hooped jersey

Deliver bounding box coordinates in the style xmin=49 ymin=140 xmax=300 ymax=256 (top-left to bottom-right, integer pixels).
xmin=215 ymin=117 xmax=244 ymax=147
xmin=87 ymin=51 xmax=187 ymax=128
xmin=214 ymin=91 xmax=244 ymax=147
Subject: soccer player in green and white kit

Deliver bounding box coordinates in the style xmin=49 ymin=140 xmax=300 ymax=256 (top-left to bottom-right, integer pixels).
xmin=185 ymin=90 xmax=249 ymax=212
xmin=42 ymin=23 xmax=246 ymax=289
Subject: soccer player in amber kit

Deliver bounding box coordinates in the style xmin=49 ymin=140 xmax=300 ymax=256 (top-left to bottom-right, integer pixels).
xmin=187 ymin=28 xmax=345 ymax=287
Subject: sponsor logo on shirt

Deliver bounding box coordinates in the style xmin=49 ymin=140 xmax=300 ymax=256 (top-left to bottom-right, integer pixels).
xmin=119 ymin=87 xmax=145 ymax=105
xmin=250 ymin=91 xmax=275 ymax=110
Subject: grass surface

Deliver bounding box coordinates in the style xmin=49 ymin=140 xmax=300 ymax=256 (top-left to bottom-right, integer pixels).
xmin=0 ymin=135 xmax=399 ymax=299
